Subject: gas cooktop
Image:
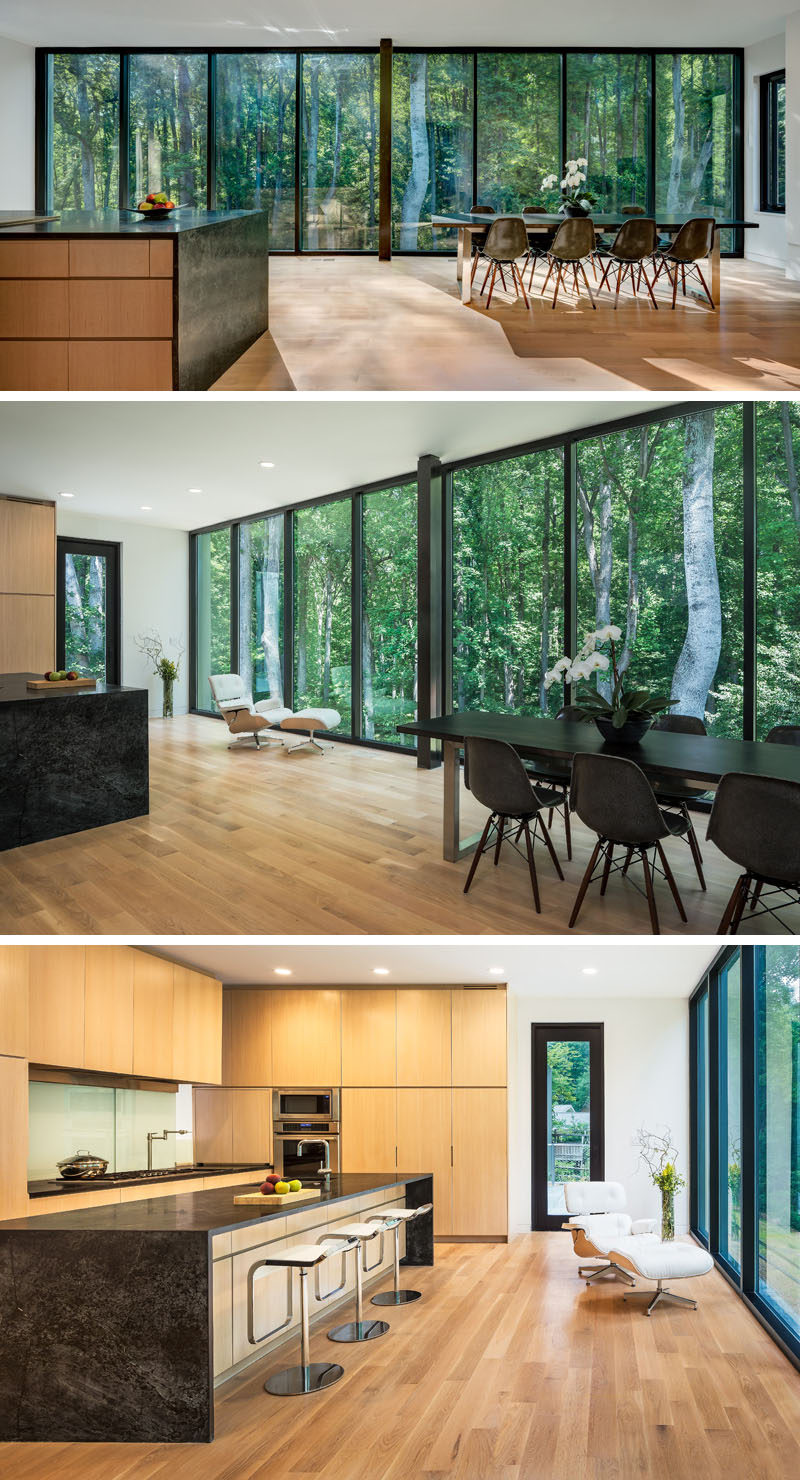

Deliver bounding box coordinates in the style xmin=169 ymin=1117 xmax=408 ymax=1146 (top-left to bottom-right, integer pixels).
xmin=50 ymin=1167 xmax=201 ymax=1184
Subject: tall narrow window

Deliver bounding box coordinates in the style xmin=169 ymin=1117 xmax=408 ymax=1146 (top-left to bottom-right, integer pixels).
xmin=294 ymin=500 xmax=352 ymax=733
xmin=719 ymin=950 xmax=742 ymax=1272
xmin=50 ymin=54 xmax=120 ymax=210
xmin=757 ymin=944 xmax=800 ymax=1338
xmin=238 ymin=517 xmax=284 ymax=707
xmin=195 ymin=529 xmax=231 ymax=711
xmin=532 ymin=1024 xmax=604 ymax=1229
xmin=566 ymin=54 xmax=649 ymax=211
xmin=693 ymin=985 xmax=711 ymax=1241
xmin=56 ymin=537 xmax=121 ymax=684
xmin=655 ymin=54 xmax=736 ymax=250
xmin=216 ymin=54 xmax=297 ymax=249
xmin=129 ymin=54 xmax=208 ymax=207
xmin=756 ymin=402 xmax=800 ymax=737
xmin=760 ymin=71 xmax=786 ymax=214
xmin=391 ymin=53 xmax=474 ymax=251
xmin=301 ymin=54 xmax=380 ymax=251
xmin=476 ymin=54 xmax=561 ymax=212
xmin=362 ymin=484 xmax=418 ymax=744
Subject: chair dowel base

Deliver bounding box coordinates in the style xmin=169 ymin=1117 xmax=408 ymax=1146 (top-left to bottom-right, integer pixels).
xmin=264 ymin=1361 xmax=344 ymax=1396
xmin=371 ymin=1288 xmax=422 ymax=1306
xmin=328 ymin=1318 xmax=390 ymax=1343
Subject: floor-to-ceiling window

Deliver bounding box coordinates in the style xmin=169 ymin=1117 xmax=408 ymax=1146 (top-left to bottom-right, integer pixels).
xmin=566 ymin=53 xmax=649 ymax=211
xmin=693 ymin=982 xmax=711 ymax=1242
xmin=719 ymin=950 xmax=742 ymax=1272
xmin=655 ymin=53 xmax=737 ymax=250
xmin=293 ymin=499 xmax=353 ymax=734
xmin=301 ymin=54 xmax=380 ymax=250
xmin=195 ymin=528 xmax=232 ymax=711
xmin=757 ymin=945 xmax=800 ymax=1341
xmin=215 ymin=53 xmax=297 ymax=250
xmin=392 ymin=53 xmax=474 ymax=252
xmin=362 ymin=483 xmax=417 ymax=744
xmin=756 ymin=401 xmax=800 ymax=739
xmin=128 ymin=54 xmax=208 ymax=207
xmin=238 ymin=516 xmax=284 ymax=708
xmin=49 ymin=53 xmax=120 ymax=210
xmin=475 ymin=54 xmax=561 ymax=214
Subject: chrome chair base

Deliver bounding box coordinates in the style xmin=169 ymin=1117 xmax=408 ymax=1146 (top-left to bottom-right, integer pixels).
xmin=371 ymin=1288 xmax=422 ymax=1306
xmin=265 ymin=1360 xmax=344 ymax=1395
xmin=328 ymin=1318 xmax=390 ymax=1343
xmin=286 ymin=734 xmax=333 ymax=754
xmin=580 ymin=1261 xmax=636 ymax=1286
xmin=623 ymin=1281 xmax=697 ymax=1316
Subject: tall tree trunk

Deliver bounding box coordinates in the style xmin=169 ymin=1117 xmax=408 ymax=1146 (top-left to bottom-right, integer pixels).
xmin=322 ymin=576 xmax=333 ymax=702
xmin=74 ymin=57 xmax=96 ymax=208
xmin=539 ymin=478 xmax=552 ymax=711
xmin=667 ymin=55 xmax=685 ymax=213
xmin=367 ymin=56 xmax=377 ymax=230
xmin=304 ymin=61 xmax=321 ymax=249
xmin=362 ymin=548 xmax=376 ymax=738
xmin=399 ymin=55 xmax=429 ymax=250
xmin=63 ymin=555 xmax=88 ymax=666
xmin=238 ymin=524 xmax=253 ymax=692
xmin=577 ymin=466 xmax=613 ymax=699
xmin=261 ymin=519 xmax=283 ymax=702
xmin=177 ymin=58 xmax=193 ymax=203
xmin=296 ymin=563 xmax=308 ymax=699
xmin=671 ymin=411 xmax=721 ymax=717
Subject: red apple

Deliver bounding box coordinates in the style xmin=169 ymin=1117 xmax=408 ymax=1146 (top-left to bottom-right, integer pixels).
xmin=66 ymin=671 xmax=78 ymax=681
xmin=259 ymin=1181 xmax=274 ymax=1195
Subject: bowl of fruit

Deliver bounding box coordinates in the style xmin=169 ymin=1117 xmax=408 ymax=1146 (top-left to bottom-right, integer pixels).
xmin=135 ymin=192 xmax=176 ymax=219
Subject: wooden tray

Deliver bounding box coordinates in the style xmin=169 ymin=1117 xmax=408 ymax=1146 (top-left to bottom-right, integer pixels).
xmin=27 ymin=677 xmax=97 ymax=691
xmin=234 ymin=1188 xmax=322 ymax=1208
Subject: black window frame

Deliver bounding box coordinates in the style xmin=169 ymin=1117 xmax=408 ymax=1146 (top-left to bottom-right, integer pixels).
xmin=56 ymin=535 xmax=122 ymax=685
xmin=531 ymin=1022 xmax=605 ymax=1231
xmin=760 ymin=69 xmax=785 ymax=214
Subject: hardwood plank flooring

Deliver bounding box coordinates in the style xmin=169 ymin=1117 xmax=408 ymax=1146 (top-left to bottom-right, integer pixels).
xmin=1 ymin=1234 xmax=798 ymax=1479
xmin=0 ymin=714 xmax=794 ymax=936
xmin=213 ymin=255 xmax=800 ymax=393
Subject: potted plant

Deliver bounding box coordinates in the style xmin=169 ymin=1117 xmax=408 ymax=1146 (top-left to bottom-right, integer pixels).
xmin=544 ymin=623 xmax=675 ymax=745
xmin=542 ymin=159 xmax=597 ymax=217
xmin=135 ymin=631 xmax=184 ymax=719
xmin=636 ymin=1127 xmax=686 ymax=1242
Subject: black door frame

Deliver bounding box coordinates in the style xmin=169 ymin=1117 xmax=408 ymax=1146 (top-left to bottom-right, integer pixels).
xmin=56 ymin=536 xmax=122 ymax=685
xmin=531 ymin=1023 xmax=605 ymax=1230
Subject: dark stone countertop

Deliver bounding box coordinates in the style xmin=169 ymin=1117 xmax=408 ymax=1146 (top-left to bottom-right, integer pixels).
xmin=1 ymin=1173 xmax=430 ymax=1235
xmin=28 ymin=1162 xmax=272 ymax=1199
xmin=0 ymin=208 xmax=264 ymax=238
xmin=0 ymin=672 xmax=146 ymax=705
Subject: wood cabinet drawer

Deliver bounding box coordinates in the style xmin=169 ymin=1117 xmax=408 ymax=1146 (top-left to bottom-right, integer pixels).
xmin=68 ymin=340 xmax=173 ymax=391
xmin=149 ymin=240 xmax=174 ymax=277
xmin=69 ymin=240 xmax=151 ymax=278
xmin=68 ymin=279 xmax=173 ymax=338
xmin=0 ymin=340 xmax=68 ymax=389
xmin=0 ymin=594 xmax=54 ymax=673
xmin=0 ymin=241 xmax=69 ymax=278
xmin=0 ymin=281 xmax=68 ymax=338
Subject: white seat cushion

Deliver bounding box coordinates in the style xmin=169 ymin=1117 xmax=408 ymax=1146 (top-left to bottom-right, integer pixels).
xmin=259 ymin=1243 xmax=341 ymax=1267
xmin=253 ymin=702 xmax=293 ymax=724
xmin=563 ymin=1181 xmax=627 ymax=1216
xmin=324 ymin=1222 xmax=380 ymax=1240
xmin=281 ymin=708 xmax=341 ymax=733
xmin=609 ymin=1239 xmax=714 ymax=1281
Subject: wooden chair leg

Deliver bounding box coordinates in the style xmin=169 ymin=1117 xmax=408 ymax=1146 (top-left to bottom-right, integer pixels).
xmin=717 ymin=875 xmax=745 ymax=934
xmin=512 ymin=261 xmax=530 ymax=308
xmin=521 ymin=820 xmax=541 ymax=914
xmin=672 ymin=261 xmax=679 ymax=310
xmin=463 ymin=813 xmax=495 ymax=894
xmin=749 ymin=878 xmax=764 ymax=913
xmin=537 ymin=813 xmax=565 ymax=881
xmin=564 ymin=804 xmax=572 ymax=862
xmin=641 ymin=849 xmax=661 ymax=934
xmin=621 ymin=846 xmax=635 ymax=876
xmin=729 ymin=873 xmax=752 ymax=934
xmin=479 ymin=259 xmax=493 ymax=296
xmin=552 ymin=263 xmax=565 ymax=309
xmin=540 ymin=258 xmax=555 ymax=294
xmin=569 ymin=840 xmax=603 ymax=929
xmin=597 ymin=258 xmax=613 ymax=292
xmin=694 ymin=263 xmax=716 ymax=309
xmin=485 ymin=263 xmax=498 ymax=309
xmin=578 ymin=262 xmax=596 ymax=309
xmin=470 ymin=251 xmax=481 ymax=285
xmin=639 ymin=262 xmax=659 ymax=310
xmin=600 ymin=842 xmax=614 ymax=896
xmin=493 ymin=814 xmax=505 ymax=866
xmin=683 ymin=805 xmax=706 ymax=890
xmin=655 ymin=841 xmax=688 ymax=923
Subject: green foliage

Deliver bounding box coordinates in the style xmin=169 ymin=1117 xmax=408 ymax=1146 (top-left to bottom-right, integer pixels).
xmin=363 ymin=485 xmax=418 ymax=743
xmin=294 ymin=500 xmax=352 ymax=731
xmin=547 ymin=1040 xmax=591 ymax=1112
xmin=63 ymin=552 xmax=107 ymax=678
xmin=129 ymin=54 xmax=208 ymax=207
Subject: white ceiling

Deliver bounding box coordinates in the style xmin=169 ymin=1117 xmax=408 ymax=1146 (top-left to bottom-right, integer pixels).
xmin=154 ymin=939 xmax=719 ymax=998
xmin=0 ymin=397 xmax=668 ymax=531
xmin=0 ymin=0 xmax=785 ymax=50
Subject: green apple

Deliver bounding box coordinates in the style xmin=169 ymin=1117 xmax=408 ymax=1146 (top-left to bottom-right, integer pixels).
xmin=273 ymin=1181 xmax=290 ymax=1196
xmin=288 ymin=1179 xmax=302 ymax=1193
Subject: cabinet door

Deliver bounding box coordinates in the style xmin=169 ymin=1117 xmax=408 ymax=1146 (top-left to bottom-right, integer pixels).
xmin=396 ymin=989 xmax=451 ymax=1086
xmin=173 ymin=965 xmax=222 ymax=1084
xmin=269 ymin=989 xmax=341 ymax=1084
xmin=193 ymin=1088 xmax=233 ymax=1163
xmin=452 ymin=1088 xmax=507 ymax=1237
xmin=341 ymin=1088 xmax=396 ymax=1173
xmin=28 ymin=945 xmax=85 ymax=1068
xmin=0 ymin=946 xmax=29 ymax=1058
xmin=341 ymin=989 xmax=396 ymax=1086
xmin=397 ymin=1087 xmax=452 ymax=1235
xmin=232 ymin=1090 xmax=272 ymax=1165
xmin=212 ymin=1257 xmax=233 ymax=1377
xmin=451 ymin=988 xmax=507 ymax=1086
xmin=0 ymin=1055 xmax=28 ymax=1220
xmin=132 ymin=951 xmax=174 ymax=1080
xmin=222 ymin=989 xmax=271 ymax=1085
xmin=84 ymin=945 xmax=133 ymax=1075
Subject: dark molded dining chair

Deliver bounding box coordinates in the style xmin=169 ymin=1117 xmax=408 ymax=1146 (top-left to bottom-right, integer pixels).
xmin=707 ymin=773 xmax=800 ymax=934
xmin=475 ymin=217 xmax=531 ymax=308
xmin=568 ymin=752 xmax=689 ymax=934
xmin=521 ymin=705 xmax=589 ymax=862
xmin=765 ymin=724 xmax=800 ymax=745
xmin=651 ymin=218 xmax=716 ymax=309
xmin=646 ymin=713 xmax=709 ymax=889
xmin=463 ymin=737 xmax=565 ymax=913
xmin=596 ymin=218 xmax=659 ymax=309
xmin=522 ymin=206 xmax=557 ymax=287
xmin=468 ymin=204 xmax=497 ymax=285
xmin=540 ymin=218 xmax=597 ymax=309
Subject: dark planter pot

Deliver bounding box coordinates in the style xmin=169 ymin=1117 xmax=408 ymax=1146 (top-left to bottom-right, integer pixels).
xmin=595 ymin=713 xmax=652 ymax=746
xmin=564 ymin=203 xmax=590 ymax=217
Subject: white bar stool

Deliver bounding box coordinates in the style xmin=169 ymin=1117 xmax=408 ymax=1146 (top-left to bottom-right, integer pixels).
xmin=321 ymin=1223 xmax=391 ymax=1342
xmin=253 ymin=1240 xmax=357 ymax=1396
xmin=368 ymin=1203 xmax=433 ymax=1306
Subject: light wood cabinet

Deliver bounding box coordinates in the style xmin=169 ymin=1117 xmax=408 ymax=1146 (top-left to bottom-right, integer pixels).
xmin=84 ymin=945 xmax=133 ymax=1075
xmin=194 ymin=1088 xmax=271 ymax=1166
xmin=222 ymin=989 xmax=272 ymax=1085
xmin=341 ymin=989 xmax=396 ymax=1086
xmin=0 ymin=594 xmax=55 ymax=676
xmin=213 ymin=1258 xmax=233 ymax=1377
xmin=173 ymin=965 xmax=222 ymax=1084
xmin=341 ymin=1088 xmax=396 ymax=1173
xmin=269 ymin=989 xmax=341 ymax=1084
xmin=194 ymin=1089 xmax=234 ymax=1164
xmin=0 ymin=496 xmax=55 ymax=594
xmin=132 ymin=951 xmax=174 ymax=1080
xmin=397 ymin=989 xmax=452 ymax=1086
xmin=28 ymin=945 xmax=85 ymax=1068
xmin=0 ymin=946 xmax=29 ymax=1058
xmin=451 ymin=988 xmax=507 ymax=1087
xmin=0 ymin=1054 xmax=28 ymax=1220
xmin=452 ymin=1088 xmax=507 ymax=1237
xmin=397 ymin=1087 xmax=452 ymax=1236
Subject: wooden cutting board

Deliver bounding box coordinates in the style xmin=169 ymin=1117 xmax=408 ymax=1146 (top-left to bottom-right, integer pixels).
xmin=27 ymin=677 xmax=97 ymax=691
xmin=234 ymin=1188 xmax=322 ymax=1207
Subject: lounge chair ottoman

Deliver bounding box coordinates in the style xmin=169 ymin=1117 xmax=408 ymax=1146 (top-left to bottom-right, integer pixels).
xmin=608 ymin=1237 xmax=714 ymax=1314
xmin=280 ymin=708 xmax=341 ymax=754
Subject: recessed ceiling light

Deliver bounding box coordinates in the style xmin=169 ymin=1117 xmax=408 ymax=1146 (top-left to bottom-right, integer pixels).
xmin=59 ymin=491 xmax=75 ymax=498
xmin=188 ymin=487 xmax=203 ymax=494
xmin=582 ymin=967 xmax=598 ymax=975
xmin=140 ymin=505 xmax=153 ymax=511
xmin=274 ymin=966 xmax=292 ymax=976
xmin=259 ymin=461 xmax=275 ymax=469
xmin=488 ymin=966 xmax=504 ymax=976
xmin=373 ymin=967 xmax=389 ymax=976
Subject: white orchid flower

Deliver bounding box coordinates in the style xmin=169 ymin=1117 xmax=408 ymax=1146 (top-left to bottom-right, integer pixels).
xmin=542 ymin=173 xmax=557 ymax=188
xmin=560 ymin=178 xmax=567 ymax=190
xmin=576 ymin=157 xmax=588 ymax=168
xmin=595 ymin=624 xmax=622 ymax=642
xmin=554 ymin=656 xmax=573 ymax=675
xmin=580 ymin=632 xmax=597 ymax=656
xmin=568 ymin=660 xmax=589 ymax=683
xmin=585 ymin=652 xmax=610 ymax=673
xmin=576 ymin=172 xmax=587 ymax=183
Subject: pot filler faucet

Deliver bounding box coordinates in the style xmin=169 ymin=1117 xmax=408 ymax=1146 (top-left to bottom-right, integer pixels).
xmin=297 ymin=1138 xmax=332 ymax=1181
xmin=146 ymin=1128 xmax=190 ymax=1171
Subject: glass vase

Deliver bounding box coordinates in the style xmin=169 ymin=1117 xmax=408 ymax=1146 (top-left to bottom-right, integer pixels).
xmin=660 ymin=1187 xmax=675 ymax=1242
xmin=162 ymin=674 xmax=174 ymax=719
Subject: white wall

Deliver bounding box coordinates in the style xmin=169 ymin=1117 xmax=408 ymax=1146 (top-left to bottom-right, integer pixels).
xmin=508 ymin=992 xmax=689 ymax=1238
xmin=744 ymin=32 xmax=787 ymax=268
xmin=0 ymin=34 xmax=35 ymax=209
xmin=787 ymin=10 xmax=800 ymax=281
xmin=57 ymin=510 xmax=189 ymax=717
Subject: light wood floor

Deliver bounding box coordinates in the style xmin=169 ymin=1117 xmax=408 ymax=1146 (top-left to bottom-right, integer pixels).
xmin=213 ymin=255 xmax=800 ymax=393
xmin=2 ymin=1234 xmax=798 ymax=1480
xmin=0 ymin=715 xmax=794 ymax=936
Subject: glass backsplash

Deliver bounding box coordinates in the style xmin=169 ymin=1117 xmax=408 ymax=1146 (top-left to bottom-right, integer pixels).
xmin=28 ymin=1081 xmax=194 ymax=1180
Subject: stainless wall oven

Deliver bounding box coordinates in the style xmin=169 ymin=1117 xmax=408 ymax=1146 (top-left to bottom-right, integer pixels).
xmin=272 ymin=1088 xmax=341 ymax=1180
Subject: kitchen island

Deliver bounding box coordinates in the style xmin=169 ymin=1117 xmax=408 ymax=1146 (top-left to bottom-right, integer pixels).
xmin=0 ymin=209 xmax=269 ymax=390
xmin=0 ymin=672 xmax=148 ymax=850
xmin=0 ymin=1172 xmax=433 ymax=1443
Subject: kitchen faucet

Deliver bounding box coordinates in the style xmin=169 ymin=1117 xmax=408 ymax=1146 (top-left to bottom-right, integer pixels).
xmin=146 ymin=1128 xmax=190 ymax=1172
xmin=297 ymin=1138 xmax=332 ymax=1180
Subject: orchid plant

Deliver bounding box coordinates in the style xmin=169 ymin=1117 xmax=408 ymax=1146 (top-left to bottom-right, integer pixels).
xmin=542 ymin=158 xmax=597 ymax=213
xmin=544 ymin=623 xmax=675 ymax=731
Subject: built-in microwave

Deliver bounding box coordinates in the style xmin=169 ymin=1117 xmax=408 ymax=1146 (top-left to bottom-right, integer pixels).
xmin=272 ymin=1088 xmax=340 ymax=1122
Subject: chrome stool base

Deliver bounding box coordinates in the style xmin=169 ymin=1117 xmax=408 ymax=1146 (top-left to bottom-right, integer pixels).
xmin=265 ymin=1361 xmax=344 ymax=1396
xmin=371 ymin=1288 xmax=422 ymax=1306
xmin=328 ymin=1317 xmax=389 ymax=1343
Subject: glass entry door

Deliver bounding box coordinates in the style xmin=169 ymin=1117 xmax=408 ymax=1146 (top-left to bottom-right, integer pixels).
xmin=56 ymin=538 xmax=121 ymax=684
xmin=532 ymin=1024 xmax=604 ymax=1230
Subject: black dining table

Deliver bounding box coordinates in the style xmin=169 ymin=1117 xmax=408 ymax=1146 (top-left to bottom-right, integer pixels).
xmin=397 ymin=712 xmax=800 ymax=862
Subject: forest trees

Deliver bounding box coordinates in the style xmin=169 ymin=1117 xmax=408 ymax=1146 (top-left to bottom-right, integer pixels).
xmin=51 ymin=54 xmax=120 ymax=210
xmin=63 ymin=553 xmax=107 ymax=678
